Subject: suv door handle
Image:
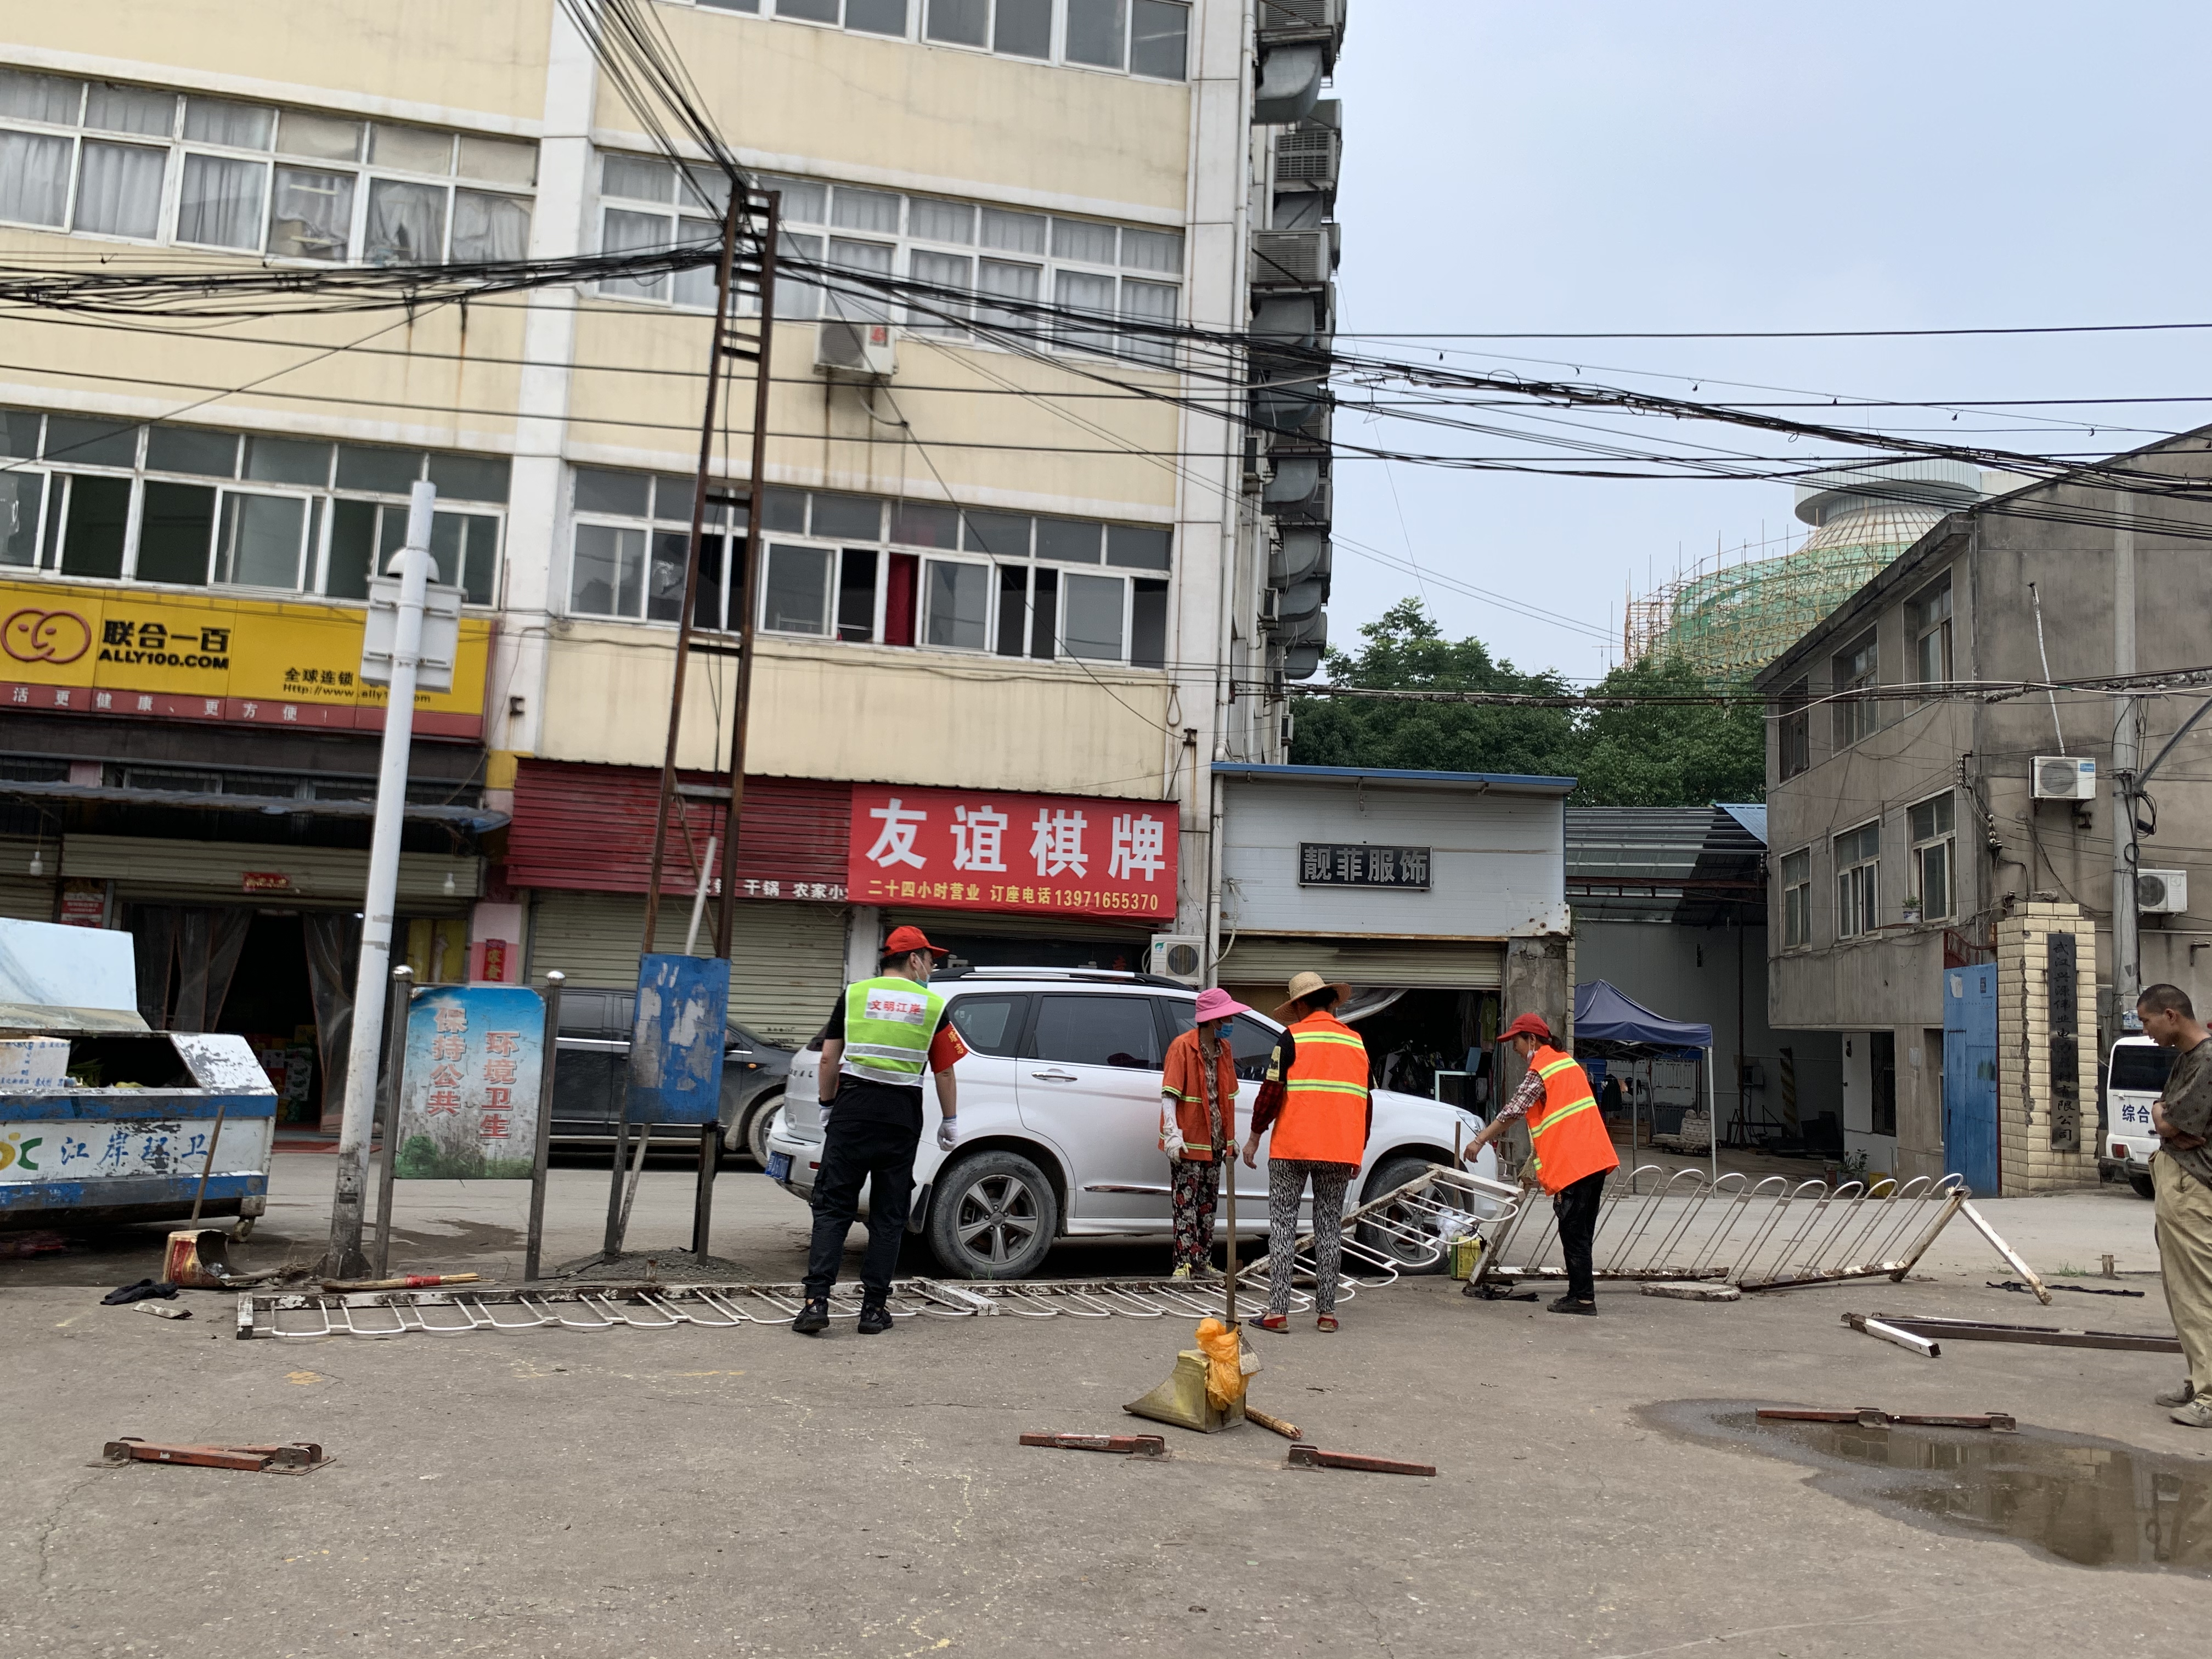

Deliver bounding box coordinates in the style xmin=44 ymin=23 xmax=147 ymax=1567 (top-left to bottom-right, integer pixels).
xmin=1029 ymin=1069 xmax=1080 ymax=1082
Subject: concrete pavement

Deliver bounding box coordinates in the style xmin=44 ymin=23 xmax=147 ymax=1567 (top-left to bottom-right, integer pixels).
xmin=3 ymin=1161 xmax=2206 ymax=1657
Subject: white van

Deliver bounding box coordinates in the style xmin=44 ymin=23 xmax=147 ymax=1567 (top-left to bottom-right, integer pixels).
xmin=2103 ymin=1034 xmax=2174 ymax=1198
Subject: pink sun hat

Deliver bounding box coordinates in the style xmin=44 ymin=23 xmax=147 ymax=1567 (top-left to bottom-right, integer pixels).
xmin=1193 ymin=987 xmax=1251 ymax=1023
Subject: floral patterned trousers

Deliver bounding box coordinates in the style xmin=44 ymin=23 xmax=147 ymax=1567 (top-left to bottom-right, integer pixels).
xmin=1267 ymin=1159 xmax=1356 ymax=1316
xmin=1170 ymin=1157 xmax=1221 ymax=1271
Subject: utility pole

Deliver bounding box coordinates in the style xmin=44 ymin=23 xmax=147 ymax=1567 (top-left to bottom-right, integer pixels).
xmin=325 ymin=481 xmax=439 ymax=1277
xmin=600 ymin=183 xmax=779 ymax=1261
xmin=2111 ymin=490 xmax=2140 ymax=1037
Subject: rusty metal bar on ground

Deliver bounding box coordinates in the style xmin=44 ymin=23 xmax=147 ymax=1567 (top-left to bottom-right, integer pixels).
xmin=101 ymin=1438 xmax=333 ymax=1474
xmin=1019 ymin=1432 xmax=1167 ymax=1457
xmin=1843 ymin=1312 xmax=1942 ymax=1357
xmin=1849 ymin=1312 xmax=2183 ymax=1354
xmin=1757 ymin=1407 xmax=2016 ymax=1431
xmin=1284 ymin=1444 xmax=1436 ymax=1477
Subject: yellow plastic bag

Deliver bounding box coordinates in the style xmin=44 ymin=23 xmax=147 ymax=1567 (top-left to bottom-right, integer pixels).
xmin=1195 ymin=1317 xmax=1249 ymax=1410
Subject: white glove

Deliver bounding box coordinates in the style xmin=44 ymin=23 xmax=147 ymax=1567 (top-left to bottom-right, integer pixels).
xmin=936 ymin=1115 xmax=958 ymax=1152
xmin=1159 ymin=1107 xmax=1184 ymax=1156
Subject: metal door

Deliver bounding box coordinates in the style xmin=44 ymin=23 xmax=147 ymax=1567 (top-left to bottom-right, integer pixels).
xmin=1943 ymin=964 xmax=1999 ymax=1195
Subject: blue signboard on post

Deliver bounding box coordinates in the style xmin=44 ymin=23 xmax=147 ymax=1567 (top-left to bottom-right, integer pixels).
xmin=393 ymin=985 xmax=546 ymax=1180
xmin=628 ymin=954 xmax=729 ymax=1126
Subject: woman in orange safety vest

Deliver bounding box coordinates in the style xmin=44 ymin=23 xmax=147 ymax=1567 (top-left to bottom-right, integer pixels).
xmin=1243 ymin=971 xmax=1370 ymax=1334
xmin=1461 ymin=1011 xmax=1618 ymax=1314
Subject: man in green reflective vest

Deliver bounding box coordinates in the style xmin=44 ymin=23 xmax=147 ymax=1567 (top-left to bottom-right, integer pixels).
xmin=797 ymin=925 xmax=968 ymax=1336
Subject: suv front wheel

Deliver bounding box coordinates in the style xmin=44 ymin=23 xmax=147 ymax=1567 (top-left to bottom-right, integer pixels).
xmin=927 ymin=1149 xmax=1059 ymax=1279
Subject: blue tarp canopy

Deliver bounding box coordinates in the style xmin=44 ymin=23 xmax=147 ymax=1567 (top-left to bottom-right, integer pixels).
xmin=1573 ymin=979 xmax=1713 ymax=1050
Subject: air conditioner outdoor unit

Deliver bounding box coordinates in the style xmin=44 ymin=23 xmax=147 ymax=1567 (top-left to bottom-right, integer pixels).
xmin=1148 ymin=935 xmax=1205 ymax=986
xmin=2137 ymin=870 xmax=2190 ymax=914
xmin=815 ymin=318 xmax=895 ymax=377
xmin=2032 ymin=755 xmax=2096 ymax=801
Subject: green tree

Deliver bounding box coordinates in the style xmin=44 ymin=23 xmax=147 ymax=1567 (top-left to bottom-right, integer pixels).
xmin=1289 ymin=599 xmax=1577 ymax=778
xmin=1286 ymin=599 xmax=1765 ymax=806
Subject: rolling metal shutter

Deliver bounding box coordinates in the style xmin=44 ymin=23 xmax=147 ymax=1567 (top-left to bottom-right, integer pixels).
xmin=524 ymin=890 xmax=846 ymax=1048
xmin=62 ymin=836 xmax=476 ymax=910
xmin=0 ymin=837 xmax=55 ymax=922
xmin=506 ymin=763 xmax=848 ymax=894
xmin=1217 ymin=934 xmax=1504 ymax=990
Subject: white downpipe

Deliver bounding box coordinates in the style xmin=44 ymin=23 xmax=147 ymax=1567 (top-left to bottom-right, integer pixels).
xmin=324 ymin=480 xmax=437 ymax=1274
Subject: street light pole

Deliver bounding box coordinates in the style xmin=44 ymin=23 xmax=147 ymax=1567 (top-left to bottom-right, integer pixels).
xmin=2111 ymin=493 xmax=2140 ymax=1039
xmin=325 ymin=480 xmax=438 ymax=1277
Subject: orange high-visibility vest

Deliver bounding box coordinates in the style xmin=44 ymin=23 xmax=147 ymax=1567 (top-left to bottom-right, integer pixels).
xmin=1269 ymin=1011 xmax=1369 ymax=1165
xmin=1523 ymin=1046 xmax=1619 ymax=1195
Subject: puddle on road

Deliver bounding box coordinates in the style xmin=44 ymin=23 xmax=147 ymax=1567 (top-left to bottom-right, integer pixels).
xmin=1644 ymin=1400 xmax=2211 ymax=1576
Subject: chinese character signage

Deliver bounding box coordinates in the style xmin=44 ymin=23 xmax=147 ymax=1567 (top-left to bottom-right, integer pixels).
xmin=0 ymin=578 xmax=491 ymax=738
xmin=393 ymin=986 xmax=545 ymax=1180
xmin=627 ymin=954 xmax=729 ymax=1126
xmin=1298 ymin=843 xmax=1432 ymax=889
xmin=847 ymin=785 xmax=1178 ymax=919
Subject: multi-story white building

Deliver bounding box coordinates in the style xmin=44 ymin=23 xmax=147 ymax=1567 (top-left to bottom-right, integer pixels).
xmin=0 ymin=0 xmax=1345 ymax=1128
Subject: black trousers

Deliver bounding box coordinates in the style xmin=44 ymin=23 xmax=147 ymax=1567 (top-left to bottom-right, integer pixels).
xmin=1553 ymin=1169 xmax=1608 ymax=1303
xmin=804 ymin=1113 xmax=920 ymax=1301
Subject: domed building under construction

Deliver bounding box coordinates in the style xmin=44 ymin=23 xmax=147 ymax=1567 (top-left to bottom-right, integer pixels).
xmin=1624 ymin=460 xmax=2011 ymax=684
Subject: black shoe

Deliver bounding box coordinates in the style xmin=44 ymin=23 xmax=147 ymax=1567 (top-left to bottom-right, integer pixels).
xmin=792 ymin=1298 xmax=831 ymax=1335
xmin=857 ymin=1302 xmax=895 ymax=1335
xmin=1546 ymin=1296 xmax=1597 ymax=1316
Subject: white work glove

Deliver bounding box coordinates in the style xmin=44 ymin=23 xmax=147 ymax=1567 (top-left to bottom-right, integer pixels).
xmin=936 ymin=1115 xmax=958 ymax=1152
xmin=1159 ymin=1104 xmax=1184 ymax=1156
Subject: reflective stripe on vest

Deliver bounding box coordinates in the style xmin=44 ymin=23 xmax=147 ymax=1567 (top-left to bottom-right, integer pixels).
xmin=1271 ymin=1012 xmax=1369 ymax=1165
xmin=1523 ymin=1047 xmax=1618 ymax=1195
xmin=840 ymin=975 xmax=947 ymax=1087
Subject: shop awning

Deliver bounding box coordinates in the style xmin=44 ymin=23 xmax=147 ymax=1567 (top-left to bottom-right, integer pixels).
xmin=1573 ymin=979 xmax=1712 ymax=1049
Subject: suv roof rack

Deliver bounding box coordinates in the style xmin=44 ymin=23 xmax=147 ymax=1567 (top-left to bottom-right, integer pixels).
xmin=935 ymin=967 xmax=1194 ymax=991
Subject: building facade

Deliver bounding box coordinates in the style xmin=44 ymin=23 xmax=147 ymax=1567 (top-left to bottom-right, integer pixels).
xmin=0 ymin=1 xmax=1348 ymax=1123
xmin=1755 ymin=432 xmax=2212 ymax=1190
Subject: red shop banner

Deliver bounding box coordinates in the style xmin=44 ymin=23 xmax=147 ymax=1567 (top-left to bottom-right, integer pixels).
xmin=846 ymin=785 xmax=1178 ymax=921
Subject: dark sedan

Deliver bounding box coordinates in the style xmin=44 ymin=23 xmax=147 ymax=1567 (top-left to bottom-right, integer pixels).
xmin=546 ymin=985 xmax=794 ymax=1165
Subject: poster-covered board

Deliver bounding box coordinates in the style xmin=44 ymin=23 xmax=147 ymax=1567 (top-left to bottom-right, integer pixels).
xmin=627 ymin=954 xmax=728 ymax=1127
xmin=393 ymin=985 xmax=545 ymax=1180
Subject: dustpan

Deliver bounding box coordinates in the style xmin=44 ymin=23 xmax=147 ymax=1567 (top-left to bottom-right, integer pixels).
xmin=1126 ymin=1098 xmax=1255 ymax=1434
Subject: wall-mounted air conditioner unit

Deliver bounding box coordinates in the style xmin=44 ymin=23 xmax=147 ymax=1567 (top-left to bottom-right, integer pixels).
xmin=2138 ymin=870 xmax=2190 ymax=914
xmin=2032 ymin=755 xmax=2096 ymax=801
xmin=1148 ymin=935 xmax=1205 ymax=986
xmin=816 ymin=319 xmax=895 ymax=377
xmin=1250 ymin=229 xmax=1336 ymax=287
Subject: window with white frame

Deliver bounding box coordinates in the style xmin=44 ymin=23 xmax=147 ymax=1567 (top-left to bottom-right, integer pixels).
xmin=1908 ymin=792 xmax=1955 ymax=922
xmin=1834 ymin=820 xmax=1880 ymax=939
xmin=677 ymin=0 xmax=1190 ymax=81
xmin=0 ymin=67 xmax=535 ymax=263
xmin=0 ymin=409 xmax=507 ymax=603
xmin=1778 ymin=676 xmax=1810 ymax=780
xmin=565 ymin=468 xmax=1171 ymax=667
xmin=1908 ymin=571 xmax=1953 ymax=686
xmin=1831 ymin=628 xmax=1879 ymax=748
xmin=594 ymin=154 xmax=1182 ymax=365
xmin=1781 ymin=847 xmax=1812 ymax=947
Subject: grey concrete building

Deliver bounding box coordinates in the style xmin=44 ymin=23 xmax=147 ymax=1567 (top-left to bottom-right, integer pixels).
xmin=1753 ymin=432 xmax=2212 ymax=1189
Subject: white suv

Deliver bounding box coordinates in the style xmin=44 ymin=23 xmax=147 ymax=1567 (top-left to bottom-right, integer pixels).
xmin=2103 ymin=1034 xmax=2174 ymax=1199
xmin=762 ymin=968 xmax=1497 ymax=1279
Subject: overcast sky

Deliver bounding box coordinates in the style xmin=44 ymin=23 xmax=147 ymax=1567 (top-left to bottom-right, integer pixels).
xmin=1326 ymin=3 xmax=2212 ymax=680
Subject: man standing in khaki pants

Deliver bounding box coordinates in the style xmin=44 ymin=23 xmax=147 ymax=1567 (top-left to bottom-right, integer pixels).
xmin=2137 ymin=983 xmax=2212 ymax=1428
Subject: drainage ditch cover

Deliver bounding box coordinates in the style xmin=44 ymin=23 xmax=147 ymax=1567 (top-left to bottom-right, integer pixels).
xmin=1644 ymin=1400 xmax=2211 ymax=1576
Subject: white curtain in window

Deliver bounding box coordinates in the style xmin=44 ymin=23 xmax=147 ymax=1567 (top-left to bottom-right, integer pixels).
xmin=364 ymin=178 xmax=447 ymax=265
xmin=908 ymin=250 xmax=972 ymax=332
xmin=269 ymin=167 xmax=353 ymax=261
xmin=217 ymin=493 xmax=306 ymax=590
xmin=672 ymin=216 xmax=720 ymax=309
xmin=977 ymin=258 xmax=1039 ymax=335
xmin=1119 ymin=278 xmax=1177 ymax=366
xmin=774 ymin=230 xmax=825 ymax=320
xmin=827 ymin=237 xmax=893 ymax=322
xmin=74 ymin=140 xmax=166 ymax=238
xmin=600 ymin=207 xmax=672 ymax=301
xmin=183 ymin=97 xmax=273 ymax=149
xmin=83 ymin=83 xmax=174 ymax=137
xmin=177 ymin=154 xmax=267 ymax=250
xmin=1054 ymin=269 xmax=1116 ymax=356
xmin=0 ymin=131 xmax=72 ymax=226
xmin=452 ymin=190 xmax=531 ymax=262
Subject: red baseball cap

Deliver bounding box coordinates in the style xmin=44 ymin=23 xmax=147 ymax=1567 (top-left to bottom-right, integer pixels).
xmin=882 ymin=924 xmax=951 ymax=960
xmin=1500 ymin=1012 xmax=1553 ymax=1043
